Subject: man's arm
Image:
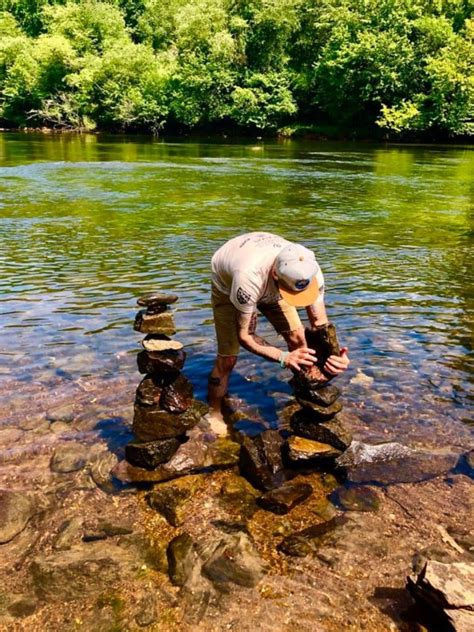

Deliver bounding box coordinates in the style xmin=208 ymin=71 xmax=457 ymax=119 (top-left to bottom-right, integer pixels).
xmin=306 ymin=299 xmax=328 ymax=328
xmin=236 ymin=311 xmax=316 ymax=371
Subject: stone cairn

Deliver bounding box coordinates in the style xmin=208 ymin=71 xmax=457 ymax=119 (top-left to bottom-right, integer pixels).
xmin=238 ymin=323 xmax=353 ymax=516
xmin=124 ymin=293 xmax=199 ymax=471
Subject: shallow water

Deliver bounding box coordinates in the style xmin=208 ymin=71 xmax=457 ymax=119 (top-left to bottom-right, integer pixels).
xmin=0 ymin=132 xmax=472 ymax=449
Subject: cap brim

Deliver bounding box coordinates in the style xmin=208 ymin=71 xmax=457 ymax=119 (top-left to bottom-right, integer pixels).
xmin=279 ymin=277 xmax=319 ymax=307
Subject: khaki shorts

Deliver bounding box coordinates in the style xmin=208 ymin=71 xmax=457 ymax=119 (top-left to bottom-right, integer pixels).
xmin=211 ymin=284 xmax=302 ymax=356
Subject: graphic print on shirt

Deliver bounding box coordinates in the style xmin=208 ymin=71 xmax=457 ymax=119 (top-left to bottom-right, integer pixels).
xmin=236 ymin=287 xmax=251 ymax=305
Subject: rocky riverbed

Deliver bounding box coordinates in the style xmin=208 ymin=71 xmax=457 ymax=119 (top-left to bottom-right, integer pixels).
xmin=0 ymin=362 xmax=472 ymax=631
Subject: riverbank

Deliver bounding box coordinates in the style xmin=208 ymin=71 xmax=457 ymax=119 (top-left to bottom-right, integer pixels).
xmin=1 ymin=368 xmax=472 ymax=630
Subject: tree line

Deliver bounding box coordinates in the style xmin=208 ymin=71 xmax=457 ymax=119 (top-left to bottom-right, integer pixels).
xmin=0 ymin=0 xmax=472 ymax=137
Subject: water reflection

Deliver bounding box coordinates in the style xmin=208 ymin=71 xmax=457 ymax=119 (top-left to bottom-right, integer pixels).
xmin=0 ymin=133 xmax=472 ymax=446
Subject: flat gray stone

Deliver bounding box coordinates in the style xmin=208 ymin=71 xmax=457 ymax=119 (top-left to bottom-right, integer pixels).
xmin=50 ymin=444 xmax=88 ymax=473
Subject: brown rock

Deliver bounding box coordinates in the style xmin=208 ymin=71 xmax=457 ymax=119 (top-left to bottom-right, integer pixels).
xmin=137 ymin=292 xmax=178 ymax=307
xmin=239 ymin=430 xmax=287 ymax=492
xmin=305 ymin=323 xmax=340 ymax=371
xmin=257 ymin=482 xmax=313 ymax=515
xmin=291 ymin=412 xmax=352 ymax=451
xmin=296 ymin=398 xmax=343 ymax=419
xmin=290 ymin=376 xmax=341 ymax=406
xmin=132 ymin=403 xmax=199 ymax=441
xmin=137 ymin=349 xmax=186 ymax=376
xmin=134 ymin=310 xmax=176 ymax=335
xmin=135 ymin=375 xmax=163 ymax=407
xmin=147 ymin=476 xmax=204 ymax=526
xmin=167 ymin=533 xmax=199 ymax=586
xmin=125 ymin=438 xmax=181 ymax=470
xmin=161 ymin=374 xmax=194 ymax=413
xmin=286 ymin=436 xmax=342 ymax=462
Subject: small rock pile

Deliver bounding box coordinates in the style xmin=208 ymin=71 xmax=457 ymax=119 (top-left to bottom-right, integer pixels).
xmin=125 ymin=293 xmax=200 ymax=470
xmin=238 ymin=323 xmax=353 ymax=516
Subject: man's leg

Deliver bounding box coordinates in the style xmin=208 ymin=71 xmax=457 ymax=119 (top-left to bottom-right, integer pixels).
xmin=208 ymin=354 xmax=237 ymax=421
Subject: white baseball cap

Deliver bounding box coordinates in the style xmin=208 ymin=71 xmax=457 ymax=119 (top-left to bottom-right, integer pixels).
xmin=274 ymin=243 xmax=319 ymax=307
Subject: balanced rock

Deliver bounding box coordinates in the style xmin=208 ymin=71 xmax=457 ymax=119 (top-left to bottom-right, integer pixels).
xmin=286 ymin=436 xmax=342 ymax=462
xmin=161 ymin=374 xmax=194 ymax=414
xmin=134 ymin=310 xmax=176 ymax=336
xmin=291 ymin=412 xmax=352 ymax=451
xmin=290 ymin=376 xmax=341 ymax=407
xmin=132 ymin=403 xmax=199 ymax=441
xmin=125 ymin=438 xmax=181 ymax=470
xmin=135 ymin=375 xmax=163 ymax=407
xmin=137 ymin=349 xmax=186 ymax=376
xmin=142 ymin=335 xmax=183 ymax=352
xmin=296 ymin=398 xmax=343 ymax=419
xmin=0 ymin=490 xmax=34 ymax=544
xmin=137 ymin=292 xmax=178 ymax=307
xmin=257 ymin=482 xmax=313 ymax=515
xmin=239 ymin=430 xmax=287 ymax=491
xmin=305 ymin=323 xmax=340 ymax=372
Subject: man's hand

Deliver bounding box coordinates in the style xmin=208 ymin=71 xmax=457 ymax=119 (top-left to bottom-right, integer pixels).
xmin=323 ymin=347 xmax=350 ymax=376
xmin=285 ymin=347 xmax=316 ymax=371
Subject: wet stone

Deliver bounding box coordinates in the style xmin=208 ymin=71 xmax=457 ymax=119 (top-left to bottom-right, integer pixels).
xmin=305 ymin=323 xmax=340 ymax=373
xmin=290 ymin=376 xmax=341 ymax=407
xmin=296 ymin=398 xmax=343 ymax=419
xmin=53 ymin=517 xmax=83 ymax=551
xmin=160 ymin=374 xmax=194 ymax=414
xmin=50 ymin=444 xmax=88 ymax=473
xmin=31 ymin=543 xmax=139 ymax=602
xmin=257 ymin=482 xmax=313 ymax=515
xmin=291 ymin=412 xmax=352 ymax=451
xmin=142 ymin=335 xmax=183 ymax=352
xmin=137 ymin=292 xmax=178 ymax=307
xmin=201 ymin=533 xmax=265 ymax=589
xmin=46 ymin=404 xmax=76 ymax=423
xmin=333 ymin=486 xmax=380 ymax=512
xmin=89 ymin=450 xmax=119 ymax=493
xmin=286 ymin=436 xmax=342 ymax=462
xmin=219 ymin=475 xmax=259 ymax=519
xmin=239 ymin=430 xmax=287 ymax=492
xmin=137 ymin=349 xmax=186 ymax=377
xmin=8 ymin=596 xmax=38 ymax=618
xmin=135 ymin=375 xmax=163 ymax=407
xmin=132 ymin=403 xmax=199 ymax=441
xmin=134 ymin=310 xmax=176 ymax=336
xmin=147 ymin=476 xmax=203 ymax=527
xmin=278 ymin=516 xmax=345 ymax=557
xmin=336 ymin=440 xmax=414 ymax=468
xmin=0 ymin=490 xmax=34 ymax=544
xmin=135 ymin=593 xmax=159 ymax=628
xmin=125 ymin=438 xmax=181 ymax=470
xmin=167 ymin=533 xmax=199 ymax=586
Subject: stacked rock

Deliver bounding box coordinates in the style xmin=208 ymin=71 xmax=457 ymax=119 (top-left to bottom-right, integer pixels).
xmin=287 ymin=323 xmax=352 ymax=458
xmin=124 ymin=293 xmax=199 ymax=470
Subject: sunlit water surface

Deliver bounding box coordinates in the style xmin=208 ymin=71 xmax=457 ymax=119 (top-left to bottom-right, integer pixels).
xmin=0 ymin=133 xmax=472 ymax=449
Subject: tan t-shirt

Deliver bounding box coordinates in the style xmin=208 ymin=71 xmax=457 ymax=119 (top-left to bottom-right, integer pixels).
xmin=211 ymin=232 xmax=324 ymax=313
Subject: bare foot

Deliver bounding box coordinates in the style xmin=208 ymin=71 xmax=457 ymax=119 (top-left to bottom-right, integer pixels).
xmin=202 ymin=411 xmax=228 ymax=437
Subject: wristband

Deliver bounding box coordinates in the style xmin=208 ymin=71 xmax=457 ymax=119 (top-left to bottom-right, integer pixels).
xmin=279 ymin=351 xmax=289 ymax=368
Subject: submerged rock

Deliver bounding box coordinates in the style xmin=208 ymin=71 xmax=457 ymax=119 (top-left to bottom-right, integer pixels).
xmin=134 ymin=310 xmax=176 ymax=335
xmin=333 ymin=486 xmax=380 ymax=512
xmin=278 ymin=516 xmax=346 ymax=557
xmin=137 ymin=292 xmax=178 ymax=307
xmin=132 ymin=402 xmax=199 ymax=441
xmin=201 ymin=533 xmax=265 ymax=589
xmin=125 ymin=438 xmax=181 ymax=470
xmin=239 ymin=430 xmax=287 ymax=491
xmin=219 ymin=474 xmax=259 ymax=519
xmin=257 ymin=482 xmax=313 ymax=515
xmin=147 ymin=475 xmax=204 ymax=526
xmin=89 ymin=450 xmax=119 ymax=493
xmin=286 ymin=436 xmax=342 ymax=462
xmin=53 ymin=517 xmax=83 ymax=551
xmin=291 ymin=412 xmax=352 ymax=451
xmin=167 ymin=533 xmax=200 ymax=586
xmin=0 ymin=490 xmax=34 ymax=544
xmin=31 ymin=543 xmax=139 ymax=602
xmin=137 ymin=349 xmax=186 ymax=376
xmin=50 ymin=444 xmax=88 ymax=473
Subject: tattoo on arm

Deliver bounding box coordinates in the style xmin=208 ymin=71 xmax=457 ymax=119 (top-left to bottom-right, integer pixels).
xmin=236 ymin=311 xmax=280 ymax=361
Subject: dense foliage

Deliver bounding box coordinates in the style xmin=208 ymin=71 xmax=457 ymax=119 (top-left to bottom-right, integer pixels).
xmin=0 ymin=0 xmax=472 ymax=136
